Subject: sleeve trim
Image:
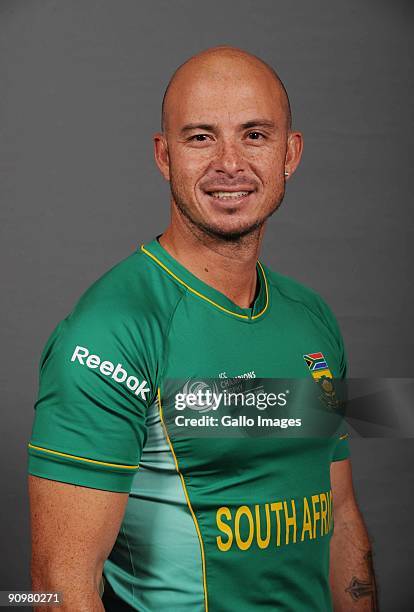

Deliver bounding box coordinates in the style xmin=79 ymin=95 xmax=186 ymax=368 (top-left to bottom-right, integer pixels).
xmin=28 ymin=443 xmax=139 ymax=470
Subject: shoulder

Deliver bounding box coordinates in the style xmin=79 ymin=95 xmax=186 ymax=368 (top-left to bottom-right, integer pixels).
xmin=262 ymin=262 xmax=342 ymax=340
xmin=71 ymin=248 xmax=182 ymax=320
xmin=65 ymin=248 xmax=184 ymax=326
xmin=40 ymin=248 xmax=184 ymax=369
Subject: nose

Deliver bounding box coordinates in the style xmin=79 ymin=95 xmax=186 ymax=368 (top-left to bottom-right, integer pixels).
xmin=210 ymin=139 xmax=247 ymax=176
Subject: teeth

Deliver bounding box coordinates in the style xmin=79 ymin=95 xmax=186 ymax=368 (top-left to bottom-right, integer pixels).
xmin=210 ymin=191 xmax=249 ymax=199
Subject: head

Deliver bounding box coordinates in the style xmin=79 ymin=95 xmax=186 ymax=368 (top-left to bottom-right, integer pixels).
xmin=154 ymin=46 xmax=303 ymax=242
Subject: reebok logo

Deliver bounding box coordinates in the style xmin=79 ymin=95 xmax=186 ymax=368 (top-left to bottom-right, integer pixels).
xmin=70 ymin=345 xmax=150 ymax=400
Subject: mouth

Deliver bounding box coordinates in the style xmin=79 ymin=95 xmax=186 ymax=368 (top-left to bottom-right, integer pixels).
xmin=207 ymin=190 xmax=252 ymax=201
xmin=202 ymin=189 xmax=256 ymax=206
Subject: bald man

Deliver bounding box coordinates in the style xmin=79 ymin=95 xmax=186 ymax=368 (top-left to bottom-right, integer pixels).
xmin=28 ymin=47 xmax=378 ymax=611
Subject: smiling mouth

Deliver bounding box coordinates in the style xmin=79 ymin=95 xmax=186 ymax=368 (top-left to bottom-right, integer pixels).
xmin=206 ymin=190 xmax=254 ymax=201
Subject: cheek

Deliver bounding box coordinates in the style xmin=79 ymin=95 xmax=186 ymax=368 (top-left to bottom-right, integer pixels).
xmin=254 ymin=159 xmax=283 ymax=189
xmin=172 ymin=153 xmax=209 ymax=189
xmin=251 ymin=156 xmax=283 ymax=189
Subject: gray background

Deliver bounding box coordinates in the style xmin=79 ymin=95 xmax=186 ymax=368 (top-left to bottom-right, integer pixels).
xmin=1 ymin=0 xmax=413 ymax=609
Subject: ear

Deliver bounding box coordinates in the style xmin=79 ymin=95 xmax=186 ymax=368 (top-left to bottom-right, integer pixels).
xmin=153 ymin=132 xmax=170 ymax=181
xmin=284 ymin=131 xmax=304 ymax=179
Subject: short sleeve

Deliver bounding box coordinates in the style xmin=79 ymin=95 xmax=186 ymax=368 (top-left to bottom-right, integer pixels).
xmin=28 ymin=303 xmax=152 ymax=493
xmin=332 ymin=433 xmax=350 ymax=461
xmin=327 ymin=304 xmax=350 ymax=462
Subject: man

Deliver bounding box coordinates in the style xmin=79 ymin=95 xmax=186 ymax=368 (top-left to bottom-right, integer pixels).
xmin=28 ymin=46 xmax=378 ymax=611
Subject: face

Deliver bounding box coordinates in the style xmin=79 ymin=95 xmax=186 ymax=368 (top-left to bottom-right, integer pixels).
xmin=155 ymin=58 xmax=302 ymax=240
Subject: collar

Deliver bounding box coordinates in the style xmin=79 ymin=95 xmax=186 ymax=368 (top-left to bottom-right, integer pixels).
xmin=140 ymin=236 xmax=269 ymax=321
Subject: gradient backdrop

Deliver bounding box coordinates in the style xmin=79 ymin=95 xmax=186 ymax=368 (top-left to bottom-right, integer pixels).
xmin=1 ymin=1 xmax=413 ymax=610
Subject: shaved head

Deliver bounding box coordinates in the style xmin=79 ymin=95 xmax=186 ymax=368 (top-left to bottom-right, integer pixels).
xmin=154 ymin=44 xmax=303 ymax=244
xmin=161 ymin=46 xmax=292 ymax=133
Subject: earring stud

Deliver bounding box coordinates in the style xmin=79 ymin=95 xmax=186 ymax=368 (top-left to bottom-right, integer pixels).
xmin=284 ymin=170 xmax=289 ymax=177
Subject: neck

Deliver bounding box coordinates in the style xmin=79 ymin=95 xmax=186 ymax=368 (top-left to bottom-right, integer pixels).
xmin=159 ymin=206 xmax=265 ymax=309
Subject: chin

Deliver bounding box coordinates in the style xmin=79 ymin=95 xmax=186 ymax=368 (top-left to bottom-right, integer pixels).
xmin=172 ymin=192 xmax=273 ymax=240
xmin=199 ymin=218 xmax=263 ymax=241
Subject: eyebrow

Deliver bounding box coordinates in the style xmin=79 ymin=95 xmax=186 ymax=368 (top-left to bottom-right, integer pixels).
xmin=241 ymin=119 xmax=276 ymax=130
xmin=179 ymin=119 xmax=277 ymax=135
xmin=180 ymin=123 xmax=216 ymax=134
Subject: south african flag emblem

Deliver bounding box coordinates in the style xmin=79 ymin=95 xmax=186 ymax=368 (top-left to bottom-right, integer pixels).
xmin=303 ymin=352 xmax=332 ymax=380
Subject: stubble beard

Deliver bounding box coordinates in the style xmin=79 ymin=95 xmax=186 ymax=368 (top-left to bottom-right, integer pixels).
xmin=170 ymin=176 xmax=286 ymax=243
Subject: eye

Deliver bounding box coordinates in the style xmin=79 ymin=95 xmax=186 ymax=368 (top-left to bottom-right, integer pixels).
xmin=247 ymin=131 xmax=265 ymax=140
xmin=189 ymin=134 xmax=210 ymax=142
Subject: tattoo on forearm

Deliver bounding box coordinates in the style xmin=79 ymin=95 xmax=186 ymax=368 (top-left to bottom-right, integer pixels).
xmin=345 ymin=550 xmax=379 ymax=611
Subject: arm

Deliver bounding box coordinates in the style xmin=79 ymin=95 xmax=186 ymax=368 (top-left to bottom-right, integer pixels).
xmin=29 ymin=475 xmax=129 ymax=612
xmin=329 ymin=458 xmax=379 ymax=611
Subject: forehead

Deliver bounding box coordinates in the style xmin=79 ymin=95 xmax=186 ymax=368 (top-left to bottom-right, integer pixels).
xmin=166 ymin=59 xmax=286 ymax=129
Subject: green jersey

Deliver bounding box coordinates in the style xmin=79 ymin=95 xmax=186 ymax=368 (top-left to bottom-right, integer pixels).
xmin=28 ymin=236 xmax=349 ymax=611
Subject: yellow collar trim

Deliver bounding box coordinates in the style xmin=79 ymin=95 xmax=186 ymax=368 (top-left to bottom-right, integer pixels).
xmin=141 ymin=244 xmax=269 ymax=320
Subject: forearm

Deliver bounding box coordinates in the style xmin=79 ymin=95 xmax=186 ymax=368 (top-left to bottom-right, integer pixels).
xmin=329 ymin=502 xmax=379 ymax=611
xmin=28 ymin=476 xmax=128 ymax=612
xmin=32 ymin=567 xmax=104 ymax=612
